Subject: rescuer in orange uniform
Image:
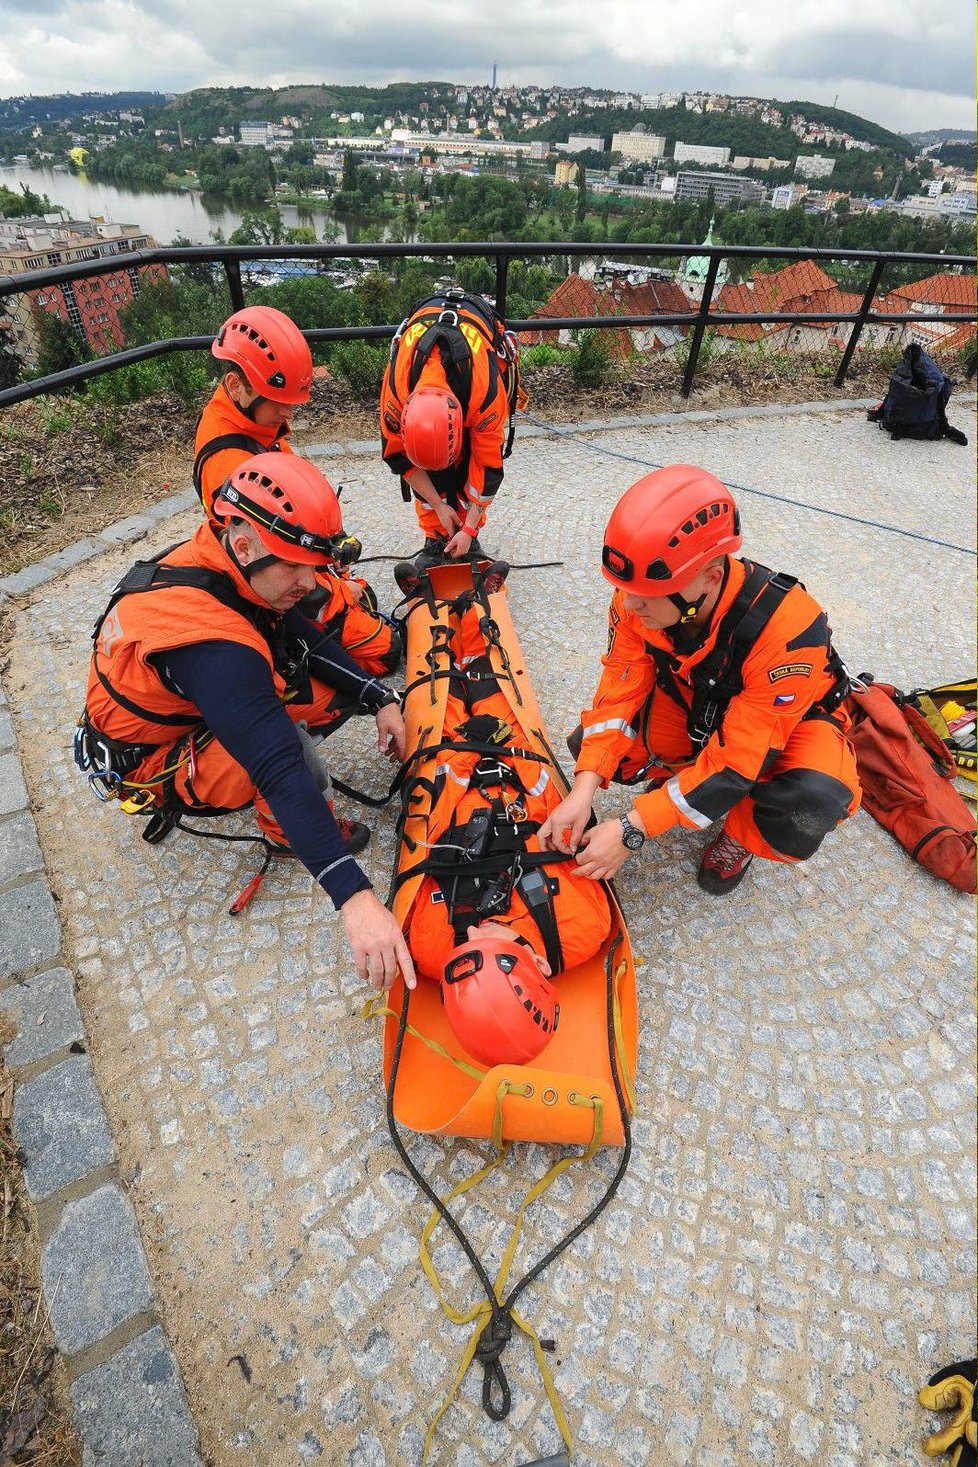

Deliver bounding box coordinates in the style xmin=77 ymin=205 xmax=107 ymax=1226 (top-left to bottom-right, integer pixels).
xmin=195 ymin=304 xmax=400 ymax=683
xmin=401 ymin=599 xmax=611 ymax=1050
xmin=77 ymin=454 xmax=415 ymax=992
xmin=539 ymin=466 xmax=860 ymax=895
xmin=380 ymin=291 xmax=520 ymax=569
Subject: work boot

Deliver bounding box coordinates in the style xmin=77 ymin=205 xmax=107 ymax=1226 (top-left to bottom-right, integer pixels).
xmin=330 ymin=808 xmax=371 ymax=856
xmin=697 ymin=826 xmax=754 ymax=895
xmin=394 ymin=559 xmax=424 ymax=600
xmin=414 ymin=537 xmax=448 ymax=572
xmin=478 ymin=559 xmax=510 ymax=594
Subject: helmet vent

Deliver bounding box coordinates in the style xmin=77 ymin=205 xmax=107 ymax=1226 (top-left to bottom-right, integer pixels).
xmin=243 ymin=469 xmax=294 ymax=515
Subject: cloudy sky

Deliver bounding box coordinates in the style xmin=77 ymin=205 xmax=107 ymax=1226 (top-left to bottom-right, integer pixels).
xmin=1 ymin=0 xmax=974 ymax=135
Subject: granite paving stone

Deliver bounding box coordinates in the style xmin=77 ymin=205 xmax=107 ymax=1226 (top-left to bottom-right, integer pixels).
xmin=13 ymin=1054 xmax=115 ymax=1200
xmin=42 ymin=1182 xmax=155 ymax=1354
xmin=0 ymin=965 xmax=84 ymax=1066
xmin=0 ymin=750 xmax=28 ymax=815
xmin=3 ymin=405 xmax=975 ymax=1465
xmin=0 ymin=879 xmax=61 ymax=979
xmin=0 ymin=810 xmax=43 ymax=885
xmin=69 ymin=1326 xmax=202 ymax=1465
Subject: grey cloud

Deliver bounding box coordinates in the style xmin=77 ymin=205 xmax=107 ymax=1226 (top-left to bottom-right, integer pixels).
xmin=763 ymin=26 xmax=974 ymax=98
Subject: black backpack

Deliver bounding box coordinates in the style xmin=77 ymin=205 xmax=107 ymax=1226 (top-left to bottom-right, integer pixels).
xmin=868 ymin=343 xmax=967 ymax=445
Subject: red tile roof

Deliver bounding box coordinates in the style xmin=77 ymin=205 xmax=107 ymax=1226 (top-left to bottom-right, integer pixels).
xmin=749 ymin=259 xmax=838 ymax=311
xmin=887 ymin=272 xmax=977 ymax=312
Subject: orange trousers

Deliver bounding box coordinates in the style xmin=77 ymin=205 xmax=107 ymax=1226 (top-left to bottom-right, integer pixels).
xmin=127 ymin=678 xmax=345 ymax=845
xmin=576 ymin=687 xmax=860 ymax=864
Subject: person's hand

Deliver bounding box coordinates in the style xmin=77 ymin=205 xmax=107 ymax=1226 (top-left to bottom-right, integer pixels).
xmin=345 ymin=579 xmax=366 ymax=604
xmin=573 ymin=818 xmax=633 ymax=881
xmin=436 ymin=503 xmax=461 ymax=537
xmin=538 ymin=786 xmax=595 ymax=853
xmin=918 ymin=1359 xmax=977 ymax=1466
xmin=444 ymin=528 xmax=476 ymax=559
xmin=375 ymin=702 xmax=405 ymax=762
xmin=341 ymin=889 xmax=417 ymax=992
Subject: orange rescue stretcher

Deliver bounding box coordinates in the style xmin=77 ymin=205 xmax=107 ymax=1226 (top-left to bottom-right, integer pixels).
xmin=381 ymin=558 xmax=638 ymax=1146
xmin=368 ymin=558 xmax=639 ymax=1462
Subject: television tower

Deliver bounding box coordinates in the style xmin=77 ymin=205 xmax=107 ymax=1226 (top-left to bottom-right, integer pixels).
xmin=491 ymin=60 xmax=498 ymax=91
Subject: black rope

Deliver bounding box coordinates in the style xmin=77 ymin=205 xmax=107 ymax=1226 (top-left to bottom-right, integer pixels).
xmin=523 ymin=411 xmax=977 ymax=557
xmin=382 ymin=924 xmax=633 ymax=1429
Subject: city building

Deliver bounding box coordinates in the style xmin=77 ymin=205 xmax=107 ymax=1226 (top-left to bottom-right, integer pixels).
xmin=674 ymin=171 xmax=765 ymax=205
xmin=673 ymin=142 xmax=731 ymax=167
xmin=554 ymin=160 xmax=579 ymax=186
xmin=0 ymin=216 xmax=164 ymax=368
xmin=518 ymin=273 xmax=692 ymax=357
xmin=563 ymin=134 xmax=606 ymax=153
xmin=677 ymin=217 xmax=729 ymax=302
xmin=611 ymin=128 xmax=666 ymax=162
xmin=794 ymin=154 xmax=836 ymax=179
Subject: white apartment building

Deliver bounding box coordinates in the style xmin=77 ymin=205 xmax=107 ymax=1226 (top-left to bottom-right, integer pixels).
xmin=611 ymin=130 xmax=666 ymax=162
xmin=794 ymin=154 xmax=836 ymax=179
xmin=673 ymin=142 xmax=731 ymax=167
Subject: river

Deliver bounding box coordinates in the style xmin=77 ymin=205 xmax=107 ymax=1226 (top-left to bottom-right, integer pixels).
xmin=0 ymin=161 xmax=378 ymax=246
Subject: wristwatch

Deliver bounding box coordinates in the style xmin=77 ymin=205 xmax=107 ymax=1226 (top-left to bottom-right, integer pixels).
xmin=619 ymin=813 xmax=646 ymax=851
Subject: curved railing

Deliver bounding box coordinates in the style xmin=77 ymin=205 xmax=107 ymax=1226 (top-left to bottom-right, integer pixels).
xmin=0 ymin=239 xmax=974 ymax=408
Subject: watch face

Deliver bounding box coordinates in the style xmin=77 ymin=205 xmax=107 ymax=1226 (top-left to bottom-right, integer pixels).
xmin=621 ymin=818 xmax=644 ymax=850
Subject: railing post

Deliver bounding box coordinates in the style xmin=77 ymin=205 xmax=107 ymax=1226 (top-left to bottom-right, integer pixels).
xmin=223 ymin=258 xmax=245 ymax=312
xmin=833 ymin=256 xmax=887 ymax=388
xmin=495 ymin=252 xmax=510 ymax=318
xmin=681 ymin=254 xmax=722 ymax=399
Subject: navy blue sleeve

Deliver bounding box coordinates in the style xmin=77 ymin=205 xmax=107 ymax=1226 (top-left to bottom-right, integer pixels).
xmin=159 ymin=641 xmax=372 ymax=910
xmin=284 ymin=610 xmax=398 ymax=711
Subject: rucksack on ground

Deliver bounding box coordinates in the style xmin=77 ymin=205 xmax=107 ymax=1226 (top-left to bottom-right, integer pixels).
xmin=867 ymin=343 xmax=968 ymax=445
xmin=845 ymin=676 xmax=976 ymax=893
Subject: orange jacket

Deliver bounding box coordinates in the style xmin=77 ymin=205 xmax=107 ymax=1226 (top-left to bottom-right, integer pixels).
xmin=407 ymin=612 xmax=611 ymax=982
xmin=575 ymin=557 xmax=852 ymax=838
xmin=86 ymin=522 xmax=284 ymax=746
xmin=193 ymin=382 xmax=292 ymax=524
xmin=380 ymin=330 xmax=510 ymax=512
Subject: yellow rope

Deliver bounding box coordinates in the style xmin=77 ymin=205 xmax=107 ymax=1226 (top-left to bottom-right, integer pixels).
xmin=420 ymin=1086 xmax=603 ymax=1463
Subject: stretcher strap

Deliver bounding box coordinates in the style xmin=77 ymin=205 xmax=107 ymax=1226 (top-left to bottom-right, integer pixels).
xmin=362 ymin=995 xmax=487 ymax=1081
xmin=419 ymin=1080 xmax=598 ymax=1463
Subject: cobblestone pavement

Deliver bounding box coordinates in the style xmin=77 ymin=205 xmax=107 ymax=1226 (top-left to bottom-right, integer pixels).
xmin=1 ymin=403 xmax=975 ymax=1466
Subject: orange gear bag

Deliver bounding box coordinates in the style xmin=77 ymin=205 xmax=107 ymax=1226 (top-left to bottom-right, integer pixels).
xmin=382 ymin=559 xmax=638 ymax=1146
xmin=845 ymin=678 xmax=976 ymax=894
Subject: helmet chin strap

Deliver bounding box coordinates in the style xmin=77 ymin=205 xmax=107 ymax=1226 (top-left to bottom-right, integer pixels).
xmin=224 ymin=531 xmax=278 ymax=581
xmin=668 ymin=591 xmax=706 ymax=625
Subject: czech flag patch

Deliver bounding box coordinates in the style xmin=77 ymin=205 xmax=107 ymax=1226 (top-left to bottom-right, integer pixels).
xmin=773 ymin=693 xmax=796 ymax=706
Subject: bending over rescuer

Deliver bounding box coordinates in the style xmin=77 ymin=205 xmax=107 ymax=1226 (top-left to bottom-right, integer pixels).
xmin=380 ymin=288 xmax=524 ymax=570
xmin=76 ymin=453 xmax=416 ymax=992
xmin=539 ymin=465 xmax=861 ymax=895
xmin=195 ymin=303 xmax=400 ymax=682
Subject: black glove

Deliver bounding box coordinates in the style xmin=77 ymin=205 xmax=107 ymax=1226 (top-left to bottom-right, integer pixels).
xmin=919 ymin=1359 xmax=977 ymax=1467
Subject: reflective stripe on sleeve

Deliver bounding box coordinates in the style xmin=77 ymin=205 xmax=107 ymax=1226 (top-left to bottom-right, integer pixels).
xmin=527 ymin=768 xmax=550 ymax=798
xmin=582 ymin=718 xmax=637 ymax=741
xmin=665 ymin=775 xmax=713 ymax=829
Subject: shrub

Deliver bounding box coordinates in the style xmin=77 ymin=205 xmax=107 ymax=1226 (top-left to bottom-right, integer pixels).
xmin=330 ymin=340 xmax=389 ymax=399
xmin=521 ymin=342 xmax=562 ymax=370
xmin=571 ymin=329 xmax=612 ymax=389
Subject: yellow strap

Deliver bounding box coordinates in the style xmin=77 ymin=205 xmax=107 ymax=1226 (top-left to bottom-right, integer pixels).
xmin=362 ymin=996 xmax=487 ymax=1081
xmin=420 ymin=1087 xmax=603 ymax=1462
xmin=611 ymin=957 xmax=638 ymax=1114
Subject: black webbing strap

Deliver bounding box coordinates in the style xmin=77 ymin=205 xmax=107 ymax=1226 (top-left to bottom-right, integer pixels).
xmin=192 ymin=432 xmax=270 ymax=503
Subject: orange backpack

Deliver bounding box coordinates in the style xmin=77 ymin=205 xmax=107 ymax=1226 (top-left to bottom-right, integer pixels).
xmin=845 ymin=678 xmax=976 ymax=894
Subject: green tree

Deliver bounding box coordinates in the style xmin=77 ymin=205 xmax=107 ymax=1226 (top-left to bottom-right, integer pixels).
xmin=34 ymin=312 xmax=89 ymax=377
xmin=0 ymin=321 xmax=21 ymax=389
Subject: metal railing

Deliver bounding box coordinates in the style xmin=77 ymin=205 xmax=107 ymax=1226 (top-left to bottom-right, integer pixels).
xmin=0 ymin=239 xmax=974 ymax=409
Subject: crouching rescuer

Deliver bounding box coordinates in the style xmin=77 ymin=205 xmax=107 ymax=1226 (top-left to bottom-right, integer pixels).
xmin=539 ymin=465 xmax=861 ymax=894
xmin=75 ymin=453 xmax=416 ymax=990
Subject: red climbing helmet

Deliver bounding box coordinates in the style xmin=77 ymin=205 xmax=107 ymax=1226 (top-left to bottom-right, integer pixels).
xmin=402 ymin=386 xmax=464 ymax=470
xmin=441 ymin=932 xmax=559 ymax=1068
xmin=601 ymin=465 xmax=742 ymax=595
xmin=214 ymin=453 xmax=343 ymax=567
xmin=212 ymin=305 xmax=313 ymax=404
